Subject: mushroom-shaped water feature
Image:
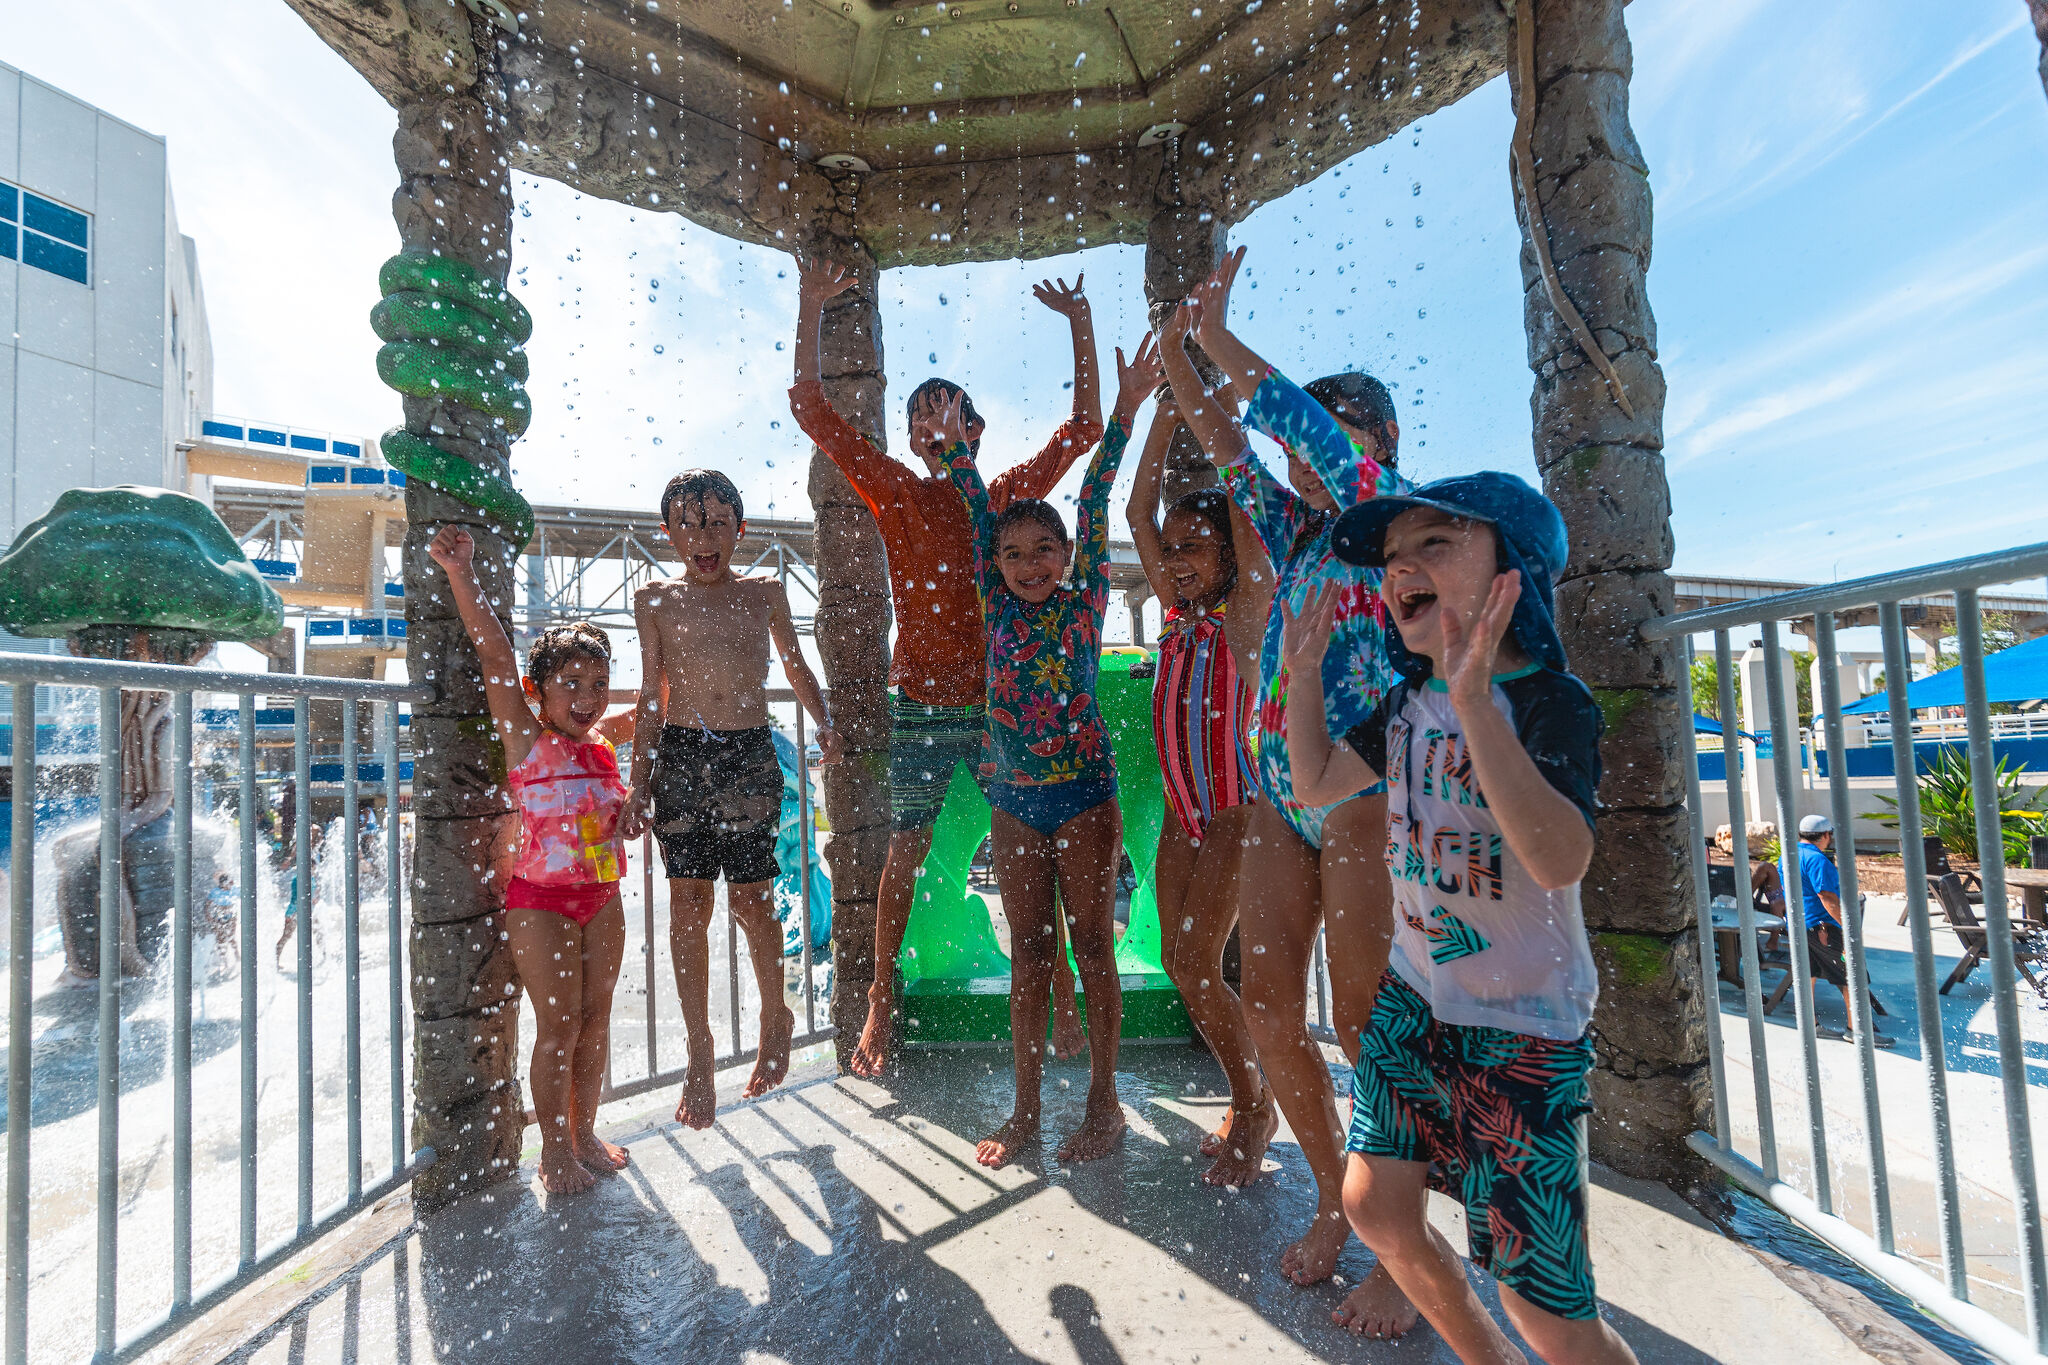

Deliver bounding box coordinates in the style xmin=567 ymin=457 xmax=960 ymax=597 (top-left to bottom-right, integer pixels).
xmin=0 ymin=485 xmax=283 ymax=982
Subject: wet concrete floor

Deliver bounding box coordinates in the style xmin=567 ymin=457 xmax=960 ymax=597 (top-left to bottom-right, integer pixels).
xmin=153 ymin=1044 xmax=1897 ymax=1364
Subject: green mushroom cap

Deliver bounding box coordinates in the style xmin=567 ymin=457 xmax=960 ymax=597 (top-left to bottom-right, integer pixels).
xmin=0 ymin=486 xmax=284 ymax=642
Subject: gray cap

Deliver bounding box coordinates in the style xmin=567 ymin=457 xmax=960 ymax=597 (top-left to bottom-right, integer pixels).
xmin=1798 ymin=813 xmax=1834 ymax=836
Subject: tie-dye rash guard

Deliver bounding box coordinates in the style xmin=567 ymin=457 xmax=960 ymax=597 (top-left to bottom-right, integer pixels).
xmin=950 ymin=417 xmax=1130 ymax=787
xmin=1221 ymin=366 xmax=1414 ymax=848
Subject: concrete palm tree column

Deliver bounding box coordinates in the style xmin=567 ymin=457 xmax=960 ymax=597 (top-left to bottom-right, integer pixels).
xmin=799 ymin=192 xmax=894 ymax=1052
xmin=391 ymin=16 xmax=525 ymax=1208
xmin=1509 ymin=0 xmax=1706 ymax=1180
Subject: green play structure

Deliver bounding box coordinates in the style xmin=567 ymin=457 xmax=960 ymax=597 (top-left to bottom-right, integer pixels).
xmin=899 ymin=648 xmax=1191 ymax=1043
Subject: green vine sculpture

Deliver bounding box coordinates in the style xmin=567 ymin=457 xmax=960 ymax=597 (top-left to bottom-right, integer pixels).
xmin=372 ymin=250 xmax=536 ymax=548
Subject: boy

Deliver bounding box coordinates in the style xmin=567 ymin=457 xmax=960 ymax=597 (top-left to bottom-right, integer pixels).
xmin=788 ymin=258 xmax=1103 ymax=1077
xmin=1279 ymin=472 xmax=1637 ymax=1364
xmin=623 ymin=470 xmax=843 ymax=1129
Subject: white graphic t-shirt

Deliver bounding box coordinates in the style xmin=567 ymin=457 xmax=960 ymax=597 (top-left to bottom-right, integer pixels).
xmin=1346 ymin=666 xmax=1604 ymax=1040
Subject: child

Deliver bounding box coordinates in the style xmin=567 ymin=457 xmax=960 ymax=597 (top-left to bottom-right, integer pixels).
xmin=789 ymin=259 xmax=1103 ymax=1078
xmin=939 ymin=334 xmax=1160 ymax=1169
xmin=1124 ymin=368 xmax=1277 ymax=1189
xmin=622 ymin=471 xmax=842 ymax=1130
xmin=1280 ymin=474 xmax=1633 ymax=1364
xmin=427 ymin=524 xmax=634 ymax=1197
xmin=1171 ymin=248 xmax=1418 ymax=1334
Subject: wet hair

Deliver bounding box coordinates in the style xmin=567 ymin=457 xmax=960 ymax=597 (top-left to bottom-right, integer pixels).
xmin=524 ymin=621 xmax=612 ymax=689
xmin=1303 ymin=371 xmax=1399 ymax=467
xmin=907 ymin=378 xmax=984 ymax=451
xmin=993 ymin=498 xmax=1069 ymax=550
xmin=1162 ymin=488 xmax=1239 ymax=601
xmin=660 ymin=469 xmax=744 ymax=527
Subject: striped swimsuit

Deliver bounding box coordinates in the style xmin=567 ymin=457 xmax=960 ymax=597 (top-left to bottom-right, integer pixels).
xmin=1151 ymin=600 xmax=1256 ymax=843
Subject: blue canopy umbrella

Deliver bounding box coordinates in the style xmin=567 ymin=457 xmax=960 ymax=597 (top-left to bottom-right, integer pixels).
xmin=1842 ymin=633 xmax=2048 ymax=714
xmin=1694 ymin=714 xmax=1760 ymax=740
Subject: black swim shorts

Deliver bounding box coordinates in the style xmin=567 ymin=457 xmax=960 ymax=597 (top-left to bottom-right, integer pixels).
xmin=650 ymin=724 xmax=782 ymax=885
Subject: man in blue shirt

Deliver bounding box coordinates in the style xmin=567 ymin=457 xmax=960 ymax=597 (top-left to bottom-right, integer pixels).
xmin=1792 ymin=815 xmax=1893 ymax=1046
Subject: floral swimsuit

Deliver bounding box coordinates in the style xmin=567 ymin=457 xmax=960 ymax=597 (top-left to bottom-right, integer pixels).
xmin=1221 ymin=367 xmax=1414 ymax=849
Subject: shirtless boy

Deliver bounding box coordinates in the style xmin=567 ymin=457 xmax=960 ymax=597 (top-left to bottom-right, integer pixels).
xmin=789 ymin=256 xmax=1104 ymax=1077
xmin=623 ymin=470 xmax=843 ymax=1129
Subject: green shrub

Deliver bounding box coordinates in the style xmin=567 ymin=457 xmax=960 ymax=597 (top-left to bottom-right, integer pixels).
xmin=1862 ymin=746 xmax=2047 ymax=865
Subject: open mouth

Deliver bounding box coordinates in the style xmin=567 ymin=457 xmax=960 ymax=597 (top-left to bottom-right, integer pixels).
xmin=1173 ymin=572 xmax=1204 ymax=596
xmin=692 ymin=554 xmax=722 ymax=574
xmin=1394 ymin=585 xmax=1437 ymax=626
xmin=568 ymin=703 xmax=601 ymax=727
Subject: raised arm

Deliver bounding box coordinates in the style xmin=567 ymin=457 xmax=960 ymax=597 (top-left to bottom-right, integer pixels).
xmin=1033 ymin=274 xmax=1102 ymax=436
xmin=1159 ymin=303 xmax=1248 ymax=470
xmin=933 ymin=392 xmax=1003 ymax=602
xmin=1280 ymin=586 xmax=1381 ymax=805
xmin=767 ymin=582 xmax=844 ymax=765
xmin=1075 ymin=334 xmax=1158 ymax=595
xmin=1124 ymin=394 xmax=1181 ymax=606
xmin=426 ymin=525 xmax=541 ymax=771
xmin=789 ymin=255 xmax=908 ymax=510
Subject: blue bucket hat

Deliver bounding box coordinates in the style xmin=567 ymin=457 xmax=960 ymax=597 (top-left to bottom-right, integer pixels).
xmin=1329 ymin=471 xmax=1570 ymax=682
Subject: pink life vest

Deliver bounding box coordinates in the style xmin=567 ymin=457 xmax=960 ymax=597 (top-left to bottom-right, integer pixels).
xmin=506 ymin=730 xmax=629 ymax=886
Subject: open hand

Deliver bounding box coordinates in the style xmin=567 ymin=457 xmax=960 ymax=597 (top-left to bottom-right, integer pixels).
xmin=1187 ymin=246 xmax=1245 ymax=342
xmin=1442 ymin=570 xmax=1522 ymax=713
xmin=427 ymin=524 xmax=475 ymax=575
xmin=814 ymin=726 xmax=846 ymax=765
xmin=1032 ymin=273 xmax=1089 ymax=321
xmin=797 ymin=255 xmax=857 ymax=305
xmin=1113 ymin=334 xmax=1163 ymax=419
xmin=1280 ymin=582 xmax=1338 ymax=679
xmin=1164 ymin=297 xmax=1197 ymax=347
xmin=932 ymin=389 xmax=974 ymax=456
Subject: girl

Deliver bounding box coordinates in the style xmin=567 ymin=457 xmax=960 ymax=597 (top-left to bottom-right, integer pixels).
xmin=1169 ymin=247 xmax=1421 ymax=1339
xmin=428 ymin=524 xmax=632 ymax=1196
xmin=941 ymin=334 xmax=1161 ymax=1170
xmin=1124 ymin=360 xmax=1277 ymax=1190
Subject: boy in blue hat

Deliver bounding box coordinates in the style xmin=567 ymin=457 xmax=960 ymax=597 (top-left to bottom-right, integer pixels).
xmin=1278 ymin=472 xmax=1638 ymax=1363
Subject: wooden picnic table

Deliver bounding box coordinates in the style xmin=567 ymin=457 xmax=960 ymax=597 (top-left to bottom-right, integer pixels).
xmin=1710 ymin=906 xmax=1787 ymax=987
xmin=2003 ymin=867 xmax=2048 ymax=924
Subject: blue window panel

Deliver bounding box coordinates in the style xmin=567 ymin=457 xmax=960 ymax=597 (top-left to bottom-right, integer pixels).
xmin=200 ymin=420 xmax=245 ymax=440
xmin=331 ymin=441 xmax=362 ymax=459
xmin=21 ymin=233 xmax=87 ymax=285
xmin=385 ymin=469 xmax=406 ymax=488
xmin=248 ymin=427 xmax=286 ymax=447
xmin=307 ymin=466 xmax=346 ymax=485
xmin=387 ymin=619 xmax=406 ymax=639
xmin=22 ymin=194 xmax=87 ymax=248
xmin=0 ymin=225 xmax=14 ymax=261
xmin=348 ymin=619 xmax=384 ymax=637
xmin=349 ymin=467 xmax=384 ymax=485
xmin=309 ymin=763 xmax=343 ymax=784
xmin=384 ymin=582 xmax=405 ymax=599
xmin=255 ymin=709 xmax=295 ymax=727
xmin=308 ymin=620 xmax=345 ymax=637
xmin=289 ymin=434 xmax=327 ymax=452
xmin=0 ymin=186 xmax=15 ymax=221
xmin=251 ymin=558 xmax=296 ymax=578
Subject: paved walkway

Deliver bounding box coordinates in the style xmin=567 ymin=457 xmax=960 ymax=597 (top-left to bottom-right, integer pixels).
xmin=154 ymin=1046 xmax=1903 ymax=1364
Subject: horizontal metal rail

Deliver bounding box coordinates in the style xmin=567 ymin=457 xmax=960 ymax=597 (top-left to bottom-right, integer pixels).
xmin=1653 ymin=550 xmax=2048 ymax=1358
xmin=0 ymin=652 xmax=431 ymax=702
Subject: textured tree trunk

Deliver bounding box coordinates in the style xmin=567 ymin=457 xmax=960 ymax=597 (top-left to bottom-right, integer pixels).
xmin=1509 ymin=0 xmax=1706 ymax=1181
xmin=800 ymin=184 xmax=894 ymax=1056
xmin=2032 ymin=0 xmax=2048 ymax=103
xmin=393 ymin=15 xmax=525 ymax=1209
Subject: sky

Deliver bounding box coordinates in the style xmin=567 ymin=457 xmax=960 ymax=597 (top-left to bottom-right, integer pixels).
xmin=3 ymin=0 xmax=2045 ymax=675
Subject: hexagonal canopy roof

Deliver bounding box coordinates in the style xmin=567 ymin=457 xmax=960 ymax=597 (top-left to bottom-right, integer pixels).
xmin=290 ymin=0 xmax=1508 ymax=266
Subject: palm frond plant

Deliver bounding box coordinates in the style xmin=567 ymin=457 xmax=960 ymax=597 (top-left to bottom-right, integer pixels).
xmin=1862 ymin=746 xmax=2047 ymax=866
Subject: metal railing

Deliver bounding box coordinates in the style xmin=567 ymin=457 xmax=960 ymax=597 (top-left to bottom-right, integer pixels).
xmin=1646 ymin=541 xmax=2048 ymax=1363
xmin=0 ymin=655 xmax=833 ymax=1364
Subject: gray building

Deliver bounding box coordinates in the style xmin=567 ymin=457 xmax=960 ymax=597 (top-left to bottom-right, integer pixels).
xmin=0 ymin=60 xmax=212 ymax=544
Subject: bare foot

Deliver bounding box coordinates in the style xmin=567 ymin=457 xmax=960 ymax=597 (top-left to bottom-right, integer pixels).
xmin=1202 ymin=1099 xmax=1277 ymax=1187
xmin=674 ymin=1052 xmax=717 ymax=1130
xmin=1280 ymin=1204 xmax=1349 ymax=1285
xmin=53 ymin=965 xmax=95 ymax=991
xmin=849 ymin=986 xmax=896 ymax=1079
xmin=744 ymin=1002 xmax=796 ymax=1100
xmin=975 ymin=1113 xmax=1040 ymax=1168
xmin=1331 ymin=1262 xmax=1420 ymax=1339
xmin=537 ymin=1146 xmax=596 ymax=1196
xmin=1197 ymin=1107 xmax=1233 ymax=1159
xmin=571 ymin=1133 xmax=631 ymax=1172
xmin=1055 ymin=1102 xmax=1126 ymax=1163
xmin=1050 ymin=979 xmax=1086 ymax=1061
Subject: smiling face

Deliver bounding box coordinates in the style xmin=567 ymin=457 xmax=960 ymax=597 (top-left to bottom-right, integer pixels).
xmin=1379 ymin=507 xmax=1508 ymax=667
xmin=1159 ymin=508 xmax=1231 ymax=607
xmin=996 ymin=514 xmax=1072 ymax=605
xmin=1289 ymin=415 xmax=1395 ymax=513
xmin=530 ymin=654 xmax=612 ymax=740
xmin=664 ymin=492 xmax=743 ymax=584
xmin=908 ymin=390 xmax=984 ymax=474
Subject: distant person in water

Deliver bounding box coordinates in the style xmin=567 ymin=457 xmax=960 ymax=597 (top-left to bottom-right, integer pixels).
xmin=621 ymin=470 xmax=843 ymax=1131
xmin=788 ymin=257 xmax=1103 ymax=1077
